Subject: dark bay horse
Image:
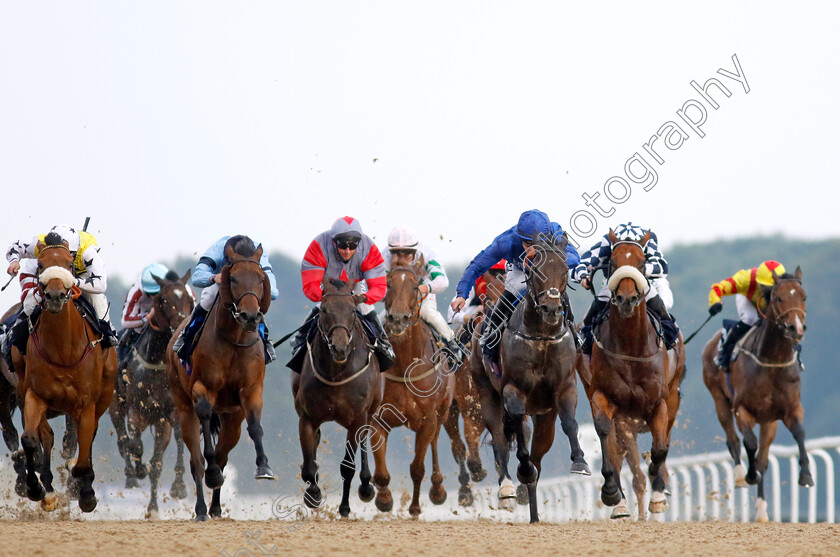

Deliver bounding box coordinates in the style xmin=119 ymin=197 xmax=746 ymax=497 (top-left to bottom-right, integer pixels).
xmin=372 ymin=259 xmax=455 ymax=517
xmin=473 ymin=232 xmax=589 ymax=523
xmin=166 ymin=243 xmax=275 ymax=521
xmin=12 ymin=239 xmax=117 ymax=512
xmin=702 ymin=266 xmax=810 ymax=522
xmin=292 ymin=278 xmax=382 ymax=518
xmin=443 ymin=266 xmax=505 ymax=506
xmin=586 ymin=230 xmax=684 ymax=519
xmin=112 ymin=270 xmax=193 ymax=518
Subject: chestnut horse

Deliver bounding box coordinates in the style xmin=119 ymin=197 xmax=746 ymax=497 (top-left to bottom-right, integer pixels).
xmin=443 ymin=266 xmax=505 ymax=506
xmin=473 ymin=232 xmax=589 ymax=523
xmin=372 ymin=259 xmax=455 ymax=517
xmin=113 ymin=270 xmax=193 ymax=518
xmin=702 ymin=266 xmax=810 ymax=522
xmin=586 ymin=229 xmax=684 ymax=519
xmin=292 ymin=278 xmax=382 ymax=518
xmin=166 ymin=242 xmax=275 ymax=521
xmin=12 ymin=239 xmax=117 ymax=512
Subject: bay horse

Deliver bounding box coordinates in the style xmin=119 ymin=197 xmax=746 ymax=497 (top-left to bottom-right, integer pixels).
xmin=12 ymin=237 xmax=117 ymax=512
xmin=113 ymin=270 xmax=193 ymax=518
xmin=371 ymin=259 xmax=455 ymax=517
xmin=292 ymin=278 xmax=381 ymax=518
xmin=443 ymin=265 xmax=505 ymax=506
xmin=585 ymin=229 xmax=684 ymax=519
xmin=472 ymin=232 xmax=589 ymax=523
xmin=166 ymin=242 xmax=275 ymax=521
xmin=702 ymin=266 xmax=810 ymax=522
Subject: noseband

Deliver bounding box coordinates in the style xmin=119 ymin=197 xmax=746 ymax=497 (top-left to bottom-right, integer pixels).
xmin=318 ymin=291 xmax=358 ymax=348
xmin=759 ymin=279 xmax=807 ymax=335
xmin=225 ymin=259 xmax=266 ymax=324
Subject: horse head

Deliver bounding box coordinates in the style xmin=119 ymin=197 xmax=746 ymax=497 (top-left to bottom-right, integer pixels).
xmin=384 ymin=255 xmax=425 ymax=336
xmin=763 ymin=266 xmax=807 ymax=342
xmin=36 ymin=234 xmax=76 ymax=314
xmin=152 ymin=269 xmax=195 ymax=333
xmin=220 ymin=243 xmax=270 ymax=333
xmin=319 ymin=278 xmax=358 ymax=363
xmin=523 ymin=231 xmax=569 ymax=326
xmin=606 ymin=229 xmax=650 ymax=318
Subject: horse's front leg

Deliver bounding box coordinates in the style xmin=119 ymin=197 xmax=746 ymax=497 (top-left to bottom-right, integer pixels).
xmin=20 ymin=389 xmax=47 ymax=502
xmin=502 ymin=384 xmax=537 ymax=503
xmin=735 ymin=405 xmax=760 ymax=485
xmin=169 ymin=421 xmax=188 ymax=499
xmin=557 ymin=380 xmax=590 ymax=475
xmin=210 ymin=411 xmax=243 ymax=519
xmin=299 ymin=416 xmax=322 ymax=509
xmin=243 ymin=385 xmax=275 ymax=480
xmin=193 ymin=383 xmax=223 ymax=489
xmin=370 ymin=417 xmax=394 ymax=512
xmin=408 ymin=417 xmax=437 ymax=517
xmin=36 ymin=417 xmax=57 ymax=511
xmin=177 ymin=402 xmax=209 ymax=521
xmin=146 ymin=418 xmax=172 ymax=520
xmin=339 ymin=425 xmax=362 ymax=518
xmin=358 ymin=436 xmax=375 ymax=503
xmin=589 ymin=390 xmax=623 ymax=506
xmin=753 ymin=421 xmax=779 ymax=523
xmin=784 ymin=404 xmax=814 ymax=488
xmin=474 ymin=371 xmax=514 ymax=508
xmin=72 ymin=405 xmax=98 ymax=512
xmin=527 ymin=413 xmax=557 ymax=523
xmin=646 ymin=399 xmax=670 ymax=515
xmin=442 ymin=400 xmax=471 ymax=504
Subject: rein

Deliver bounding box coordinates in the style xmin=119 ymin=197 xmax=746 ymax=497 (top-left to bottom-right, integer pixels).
xmin=216 ymin=259 xmax=265 ymax=347
xmin=31 ymin=317 xmax=102 ymax=369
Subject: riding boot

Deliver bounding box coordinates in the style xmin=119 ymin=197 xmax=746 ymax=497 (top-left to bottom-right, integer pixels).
xmin=286 ymin=307 xmax=319 ymax=373
xmin=442 ymin=337 xmax=464 ymax=368
xmin=258 ymin=322 xmax=276 ymax=365
xmin=174 ymin=305 xmax=209 ymax=362
xmin=580 ymin=298 xmax=608 ymax=356
xmin=116 ymin=328 xmax=140 ymax=370
xmin=716 ymin=320 xmax=751 ymax=372
xmin=363 ymin=310 xmax=395 ymax=373
xmin=647 ymin=295 xmax=679 ymax=349
xmin=561 ymin=292 xmax=579 ymax=348
xmin=794 ymin=344 xmax=805 ymax=371
xmin=479 ymin=290 xmax=518 ymax=363
xmin=99 ymin=319 xmax=119 ymax=349
xmin=3 ymin=313 xmax=31 ymax=374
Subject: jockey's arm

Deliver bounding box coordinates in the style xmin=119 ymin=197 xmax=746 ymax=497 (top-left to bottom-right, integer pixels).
xmin=423 ymin=257 xmax=449 ymax=294
xmin=571 ymin=235 xmax=608 ymax=283
xmin=121 ymin=283 xmax=146 ymax=329
xmin=708 ymin=268 xmax=752 ymax=306
xmin=360 ymin=244 xmax=387 ymax=304
xmin=5 ymin=236 xmax=37 ymax=268
xmin=643 ymin=232 xmax=668 ymax=278
xmin=258 ymin=250 xmax=279 ymax=300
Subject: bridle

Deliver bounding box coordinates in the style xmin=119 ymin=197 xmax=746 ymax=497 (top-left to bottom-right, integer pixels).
xmin=758 ymin=278 xmax=807 ymax=338
xmin=224 ymin=259 xmax=266 ymax=325
xmin=522 ymin=245 xmax=568 ymax=309
xmin=386 ymin=266 xmax=425 ymax=324
xmin=608 ymin=240 xmax=650 ymax=310
xmin=318 ymin=291 xmax=361 ymax=349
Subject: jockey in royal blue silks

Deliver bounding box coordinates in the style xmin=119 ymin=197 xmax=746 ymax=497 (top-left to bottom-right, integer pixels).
xmin=172 ymin=235 xmax=279 ymax=366
xmin=450 ymin=209 xmax=581 ymax=363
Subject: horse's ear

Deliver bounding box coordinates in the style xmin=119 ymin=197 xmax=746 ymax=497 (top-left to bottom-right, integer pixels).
xmin=254 ymin=243 xmax=264 ymax=260
xmin=180 ymin=268 xmax=191 ymax=285
xmin=218 ymin=263 xmax=232 ymax=304
xmin=36 ymin=240 xmax=46 ymax=253
xmin=558 ymin=231 xmax=569 ymax=253
xmin=413 ymin=253 xmax=425 ymax=274
xmin=328 ymin=277 xmax=347 ymax=290
xmin=794 ymin=266 xmax=803 ymax=282
xmin=760 ymin=284 xmax=772 ymax=303
xmin=640 ymin=230 xmax=651 ymax=246
xmin=608 ymin=228 xmax=618 ymax=244
xmin=260 ymin=272 xmax=272 ymax=314
xmin=153 ymin=275 xmax=167 ymax=288
xmin=772 ymin=269 xmax=782 ymax=285
xmin=62 ymin=240 xmax=69 ymax=249
xmin=224 ymin=243 xmax=237 ymax=262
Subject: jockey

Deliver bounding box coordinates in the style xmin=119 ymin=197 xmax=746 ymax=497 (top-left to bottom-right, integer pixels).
xmin=383 ymin=226 xmax=462 ymax=361
xmin=450 ymin=209 xmax=580 ymax=363
xmin=3 ymin=224 xmax=118 ymax=370
xmin=117 ymin=263 xmax=195 ymax=369
xmin=287 ymin=216 xmax=395 ymax=373
xmin=447 ymin=259 xmax=506 ymax=347
xmin=707 ymin=260 xmax=801 ymax=371
xmin=572 ymin=222 xmax=678 ymax=355
xmin=173 ymin=235 xmax=278 ymax=365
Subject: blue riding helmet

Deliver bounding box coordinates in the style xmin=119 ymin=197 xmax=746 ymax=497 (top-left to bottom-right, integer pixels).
xmin=141 ymin=263 xmax=169 ymax=294
xmin=515 ymin=209 xmax=552 ymax=241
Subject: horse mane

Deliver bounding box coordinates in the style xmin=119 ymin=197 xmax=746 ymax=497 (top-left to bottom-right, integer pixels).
xmin=164 ymin=270 xmax=180 ymax=281
xmin=44 ymin=231 xmax=64 ymax=246
xmin=328 ymin=278 xmax=348 ymax=290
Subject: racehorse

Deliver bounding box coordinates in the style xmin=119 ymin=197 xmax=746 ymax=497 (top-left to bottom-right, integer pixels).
xmin=443 ymin=266 xmax=505 ymax=506
xmin=472 ymin=232 xmax=589 ymax=523
xmin=166 ymin=242 xmax=275 ymax=521
xmin=12 ymin=237 xmax=117 ymax=512
xmin=702 ymin=266 xmax=811 ymax=522
xmin=585 ymin=229 xmax=684 ymax=519
xmin=371 ymin=259 xmax=455 ymax=517
xmin=292 ymin=278 xmax=382 ymax=518
xmin=112 ymin=270 xmax=193 ymax=518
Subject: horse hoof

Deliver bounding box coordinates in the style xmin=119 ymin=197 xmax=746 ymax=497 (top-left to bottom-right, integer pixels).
xmin=610 ymin=499 xmax=630 ymax=520
xmin=339 ymin=505 xmax=351 ymax=518
xmin=601 ymin=485 xmax=622 ymax=507
xmin=255 ymin=465 xmax=277 ymax=480
xmin=125 ymin=476 xmax=140 ymax=489
xmin=648 ymin=491 xmax=667 ymax=514
xmin=409 ymin=504 xmax=422 ymax=517
xmin=799 ymin=473 xmax=815 ymax=488
xmin=458 ymin=486 xmax=474 ymax=507
xmin=516 ymin=483 xmax=529 ymax=506
xmin=468 ymin=460 xmax=487 ymax=482
xmin=146 ymin=509 xmax=160 ymax=521
xmin=135 ymin=463 xmax=148 ymax=480
xmin=571 ymin=461 xmax=591 ymax=476
xmin=498 ymin=478 xmax=515 ymax=499
xmin=27 ymin=483 xmax=46 ymax=502
xmin=170 ymin=481 xmax=188 ymax=500
xmin=194 ymin=514 xmax=210 ymax=522
xmin=209 ymin=506 xmax=222 ymax=519
xmin=375 ymin=491 xmax=393 ymax=513
xmin=498 ymin=497 xmax=515 ymax=511
xmin=746 ymin=469 xmax=761 ymax=486
xmin=755 ymin=498 xmax=769 ymax=523
xmin=358 ymin=483 xmax=375 ymax=503
xmin=15 ymin=475 xmax=27 ymax=498
xmin=41 ymin=493 xmax=58 ymax=512
xmin=205 ymin=466 xmax=224 ymax=490
xmin=429 ymin=484 xmax=447 ymax=505
xmin=516 ymin=463 xmax=538 ymax=485
xmin=734 ymin=464 xmax=748 ymax=488
xmin=79 ymin=493 xmax=98 ymax=513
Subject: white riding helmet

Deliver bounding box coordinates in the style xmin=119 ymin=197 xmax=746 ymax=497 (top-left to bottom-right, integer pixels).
xmin=387 ymin=226 xmax=419 ymax=251
xmin=49 ymin=224 xmax=81 ymax=252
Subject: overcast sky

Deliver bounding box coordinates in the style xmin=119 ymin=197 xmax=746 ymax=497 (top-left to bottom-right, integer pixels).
xmin=1 ymin=2 xmax=837 ymax=310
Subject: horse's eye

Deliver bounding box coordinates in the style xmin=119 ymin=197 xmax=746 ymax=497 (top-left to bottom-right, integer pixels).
xmin=230 ymin=276 xmax=237 ymax=284
xmin=773 ymin=297 xmax=783 ymax=304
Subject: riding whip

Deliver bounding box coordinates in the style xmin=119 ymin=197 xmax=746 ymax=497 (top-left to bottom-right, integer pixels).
xmin=682 ymin=313 xmax=714 ymax=345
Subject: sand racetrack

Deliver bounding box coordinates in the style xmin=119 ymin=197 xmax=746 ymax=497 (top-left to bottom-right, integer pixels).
xmin=1 ymin=519 xmax=839 ymax=556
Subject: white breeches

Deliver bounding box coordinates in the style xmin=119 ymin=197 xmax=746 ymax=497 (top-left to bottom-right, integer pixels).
xmin=736 ymin=293 xmax=760 ymax=326
xmin=504 ymin=264 xmax=527 ymax=296
xmin=420 ymin=294 xmax=454 ymax=341
xmin=199 ymin=283 xmax=219 ymax=311
xmin=596 ymin=276 xmax=673 ymax=311
xmin=20 ymin=258 xmax=110 ymax=320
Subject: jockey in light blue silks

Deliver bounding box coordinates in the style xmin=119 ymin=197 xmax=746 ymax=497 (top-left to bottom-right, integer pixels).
xmin=450 ymin=209 xmax=581 ymax=363
xmin=173 ymin=235 xmax=279 ymax=365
